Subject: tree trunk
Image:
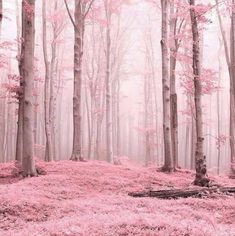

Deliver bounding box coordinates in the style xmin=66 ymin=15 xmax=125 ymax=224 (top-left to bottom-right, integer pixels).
xmin=49 ymin=2 xmax=58 ymax=160
xmin=105 ymin=1 xmax=114 ymax=163
xmin=217 ymin=42 xmax=222 ymax=174
xmin=169 ymin=0 xmax=178 ymax=170
xmin=116 ymin=75 xmax=121 ymax=157
xmin=185 ymin=122 xmax=190 ymax=168
xmin=85 ymin=78 xmax=91 ymax=159
xmin=215 ymin=0 xmax=235 ymax=176
xmin=190 ymin=107 xmax=196 ymax=170
xmin=144 ymin=57 xmax=151 ymax=166
xmin=21 ymin=0 xmax=37 ymax=176
xmin=189 ymin=0 xmax=209 ymax=187
xmin=230 ymin=0 xmax=235 ymax=175
xmin=0 ymin=0 xmax=2 ymax=33
xmin=129 ymin=187 xmax=235 ymax=199
xmin=15 ymin=0 xmax=23 ymax=163
xmin=0 ymin=0 xmax=5 ymax=162
xmin=71 ymin=1 xmax=84 ymax=161
xmin=42 ymin=0 xmax=54 ymax=162
xmin=161 ymin=0 xmax=173 ymax=172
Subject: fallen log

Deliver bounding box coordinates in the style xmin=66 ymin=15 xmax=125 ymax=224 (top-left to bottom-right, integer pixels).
xmin=128 ymin=187 xmax=235 ymax=199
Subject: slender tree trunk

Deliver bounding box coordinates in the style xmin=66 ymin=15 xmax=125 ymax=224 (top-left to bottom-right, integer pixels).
xmin=0 ymin=0 xmax=2 ymax=33
xmin=85 ymin=79 xmax=91 ymax=159
xmin=217 ymin=44 xmax=222 ymax=174
xmin=190 ymin=106 xmax=196 ymax=170
xmin=144 ymin=56 xmax=151 ymax=165
xmin=230 ymin=0 xmax=235 ymax=175
xmin=42 ymin=0 xmax=53 ymax=162
xmin=150 ymin=51 xmax=159 ymax=165
xmin=169 ymin=0 xmax=178 ymax=170
xmin=215 ymin=0 xmax=235 ymax=176
xmin=49 ymin=2 xmax=58 ymax=160
xmin=185 ymin=122 xmax=190 ymax=168
xmin=161 ymin=0 xmax=173 ymax=172
xmin=0 ymin=0 xmax=5 ymax=162
xmin=128 ymin=115 xmax=133 ymax=159
xmin=116 ymin=75 xmax=121 ymax=157
xmin=15 ymin=0 xmax=23 ymax=163
xmin=189 ymin=0 xmax=209 ymax=186
xmin=105 ymin=1 xmax=114 ymax=163
xmin=66 ymin=104 xmax=71 ymax=158
xmin=21 ymin=0 xmax=37 ymax=176
xmin=0 ymin=102 xmax=6 ymax=162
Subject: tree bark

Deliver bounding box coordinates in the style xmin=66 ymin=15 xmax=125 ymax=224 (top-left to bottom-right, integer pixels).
xmin=49 ymin=1 xmax=58 ymax=160
xmin=230 ymin=0 xmax=235 ymax=175
xmin=169 ymin=0 xmax=178 ymax=170
xmin=42 ymin=0 xmax=54 ymax=162
xmin=21 ymin=0 xmax=37 ymax=176
xmin=161 ymin=0 xmax=173 ymax=172
xmin=70 ymin=1 xmax=85 ymax=161
xmin=15 ymin=1 xmax=23 ymax=163
xmin=0 ymin=0 xmax=2 ymax=33
xmin=217 ymin=41 xmax=222 ymax=174
xmin=215 ymin=0 xmax=235 ymax=176
xmin=105 ymin=1 xmax=114 ymax=163
xmin=0 ymin=0 xmax=5 ymax=162
xmin=144 ymin=55 xmax=151 ymax=166
xmin=116 ymin=75 xmax=121 ymax=157
xmin=189 ymin=0 xmax=209 ymax=186
xmin=129 ymin=187 xmax=235 ymax=199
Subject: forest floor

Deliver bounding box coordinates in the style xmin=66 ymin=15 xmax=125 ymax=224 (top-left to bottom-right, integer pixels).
xmin=0 ymin=160 xmax=234 ymax=236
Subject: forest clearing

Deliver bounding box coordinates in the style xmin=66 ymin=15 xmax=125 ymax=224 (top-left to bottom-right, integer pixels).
xmin=0 ymin=160 xmax=234 ymax=236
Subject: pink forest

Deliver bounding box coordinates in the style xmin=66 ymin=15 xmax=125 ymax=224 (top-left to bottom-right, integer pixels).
xmin=0 ymin=0 xmax=234 ymax=235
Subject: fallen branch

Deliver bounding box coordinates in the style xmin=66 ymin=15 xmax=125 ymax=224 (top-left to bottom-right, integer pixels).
xmin=128 ymin=187 xmax=235 ymax=199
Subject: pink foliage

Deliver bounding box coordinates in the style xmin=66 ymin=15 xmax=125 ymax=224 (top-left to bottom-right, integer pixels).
xmin=216 ymin=134 xmax=228 ymax=149
xmin=180 ymin=68 xmax=219 ymax=95
xmin=0 ymin=161 xmax=234 ymax=236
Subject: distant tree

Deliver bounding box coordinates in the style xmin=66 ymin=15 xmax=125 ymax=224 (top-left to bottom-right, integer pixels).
xmin=230 ymin=0 xmax=235 ymax=176
xmin=189 ymin=0 xmax=209 ymax=186
xmin=42 ymin=0 xmax=54 ymax=162
xmin=215 ymin=0 xmax=235 ymax=176
xmin=169 ymin=0 xmax=186 ymax=169
xmin=0 ymin=0 xmax=2 ymax=34
xmin=104 ymin=0 xmax=114 ymax=163
xmin=15 ymin=0 xmax=23 ymax=164
xmin=0 ymin=0 xmax=4 ymax=162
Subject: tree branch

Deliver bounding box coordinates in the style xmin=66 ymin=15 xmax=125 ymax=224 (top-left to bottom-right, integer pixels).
xmin=83 ymin=0 xmax=95 ymax=19
xmin=63 ymin=0 xmax=77 ymax=30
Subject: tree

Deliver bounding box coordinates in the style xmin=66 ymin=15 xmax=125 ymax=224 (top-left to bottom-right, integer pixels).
xmin=21 ymin=0 xmax=37 ymax=176
xmin=215 ymin=0 xmax=235 ymax=176
xmin=15 ymin=0 xmax=23 ymax=164
xmin=42 ymin=0 xmax=54 ymax=162
xmin=161 ymin=0 xmax=173 ymax=172
xmin=169 ymin=0 xmax=178 ymax=170
xmin=189 ymin=0 xmax=209 ymax=186
xmin=230 ymin=0 xmax=235 ymax=176
xmin=0 ymin=0 xmax=4 ymax=162
xmin=0 ymin=0 xmax=2 ymax=34
xmin=104 ymin=0 xmax=114 ymax=163
xmin=64 ymin=0 xmax=95 ymax=161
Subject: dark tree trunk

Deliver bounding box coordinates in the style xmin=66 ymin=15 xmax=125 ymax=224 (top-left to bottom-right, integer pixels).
xmin=189 ymin=0 xmax=209 ymax=187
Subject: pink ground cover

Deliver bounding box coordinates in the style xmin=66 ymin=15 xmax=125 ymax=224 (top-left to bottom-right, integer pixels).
xmin=0 ymin=160 xmax=234 ymax=236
